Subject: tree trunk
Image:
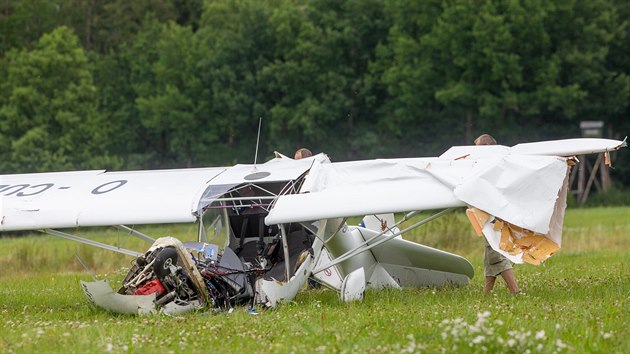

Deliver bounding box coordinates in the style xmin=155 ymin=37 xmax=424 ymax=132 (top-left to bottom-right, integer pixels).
xmin=85 ymin=0 xmax=94 ymax=50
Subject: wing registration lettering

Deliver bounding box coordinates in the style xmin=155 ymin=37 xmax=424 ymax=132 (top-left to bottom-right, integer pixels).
xmin=0 ymin=180 xmax=128 ymax=198
xmin=0 ymin=184 xmax=30 ymax=196
xmin=91 ymin=180 xmax=128 ymax=195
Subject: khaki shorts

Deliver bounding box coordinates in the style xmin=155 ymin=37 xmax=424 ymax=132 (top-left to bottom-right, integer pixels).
xmin=484 ymin=241 xmax=512 ymax=277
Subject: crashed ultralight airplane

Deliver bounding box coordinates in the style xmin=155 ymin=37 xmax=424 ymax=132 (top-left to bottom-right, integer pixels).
xmin=0 ymin=138 xmax=626 ymax=315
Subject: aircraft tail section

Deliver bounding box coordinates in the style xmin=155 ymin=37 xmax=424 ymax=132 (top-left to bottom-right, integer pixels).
xmin=369 ymin=236 xmax=474 ymax=287
xmin=317 ymin=223 xmax=474 ymax=301
xmin=354 ymin=213 xmax=473 ymax=286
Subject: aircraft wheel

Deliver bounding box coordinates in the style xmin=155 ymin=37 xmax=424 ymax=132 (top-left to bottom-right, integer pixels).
xmin=153 ymin=247 xmax=179 ymax=280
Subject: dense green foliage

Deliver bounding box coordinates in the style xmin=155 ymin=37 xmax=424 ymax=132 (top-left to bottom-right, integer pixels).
xmin=0 ymin=206 xmax=628 ymax=352
xmin=1 ymin=0 xmax=629 ymax=185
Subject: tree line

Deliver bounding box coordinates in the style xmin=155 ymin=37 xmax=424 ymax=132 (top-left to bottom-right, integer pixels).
xmin=1 ymin=0 xmax=628 ymax=186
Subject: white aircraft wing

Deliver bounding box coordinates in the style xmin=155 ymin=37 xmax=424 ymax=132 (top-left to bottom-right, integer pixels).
xmin=267 ymin=138 xmax=625 ymax=266
xmin=0 ymin=155 xmax=326 ymax=231
xmin=267 ymin=138 xmax=626 ymax=230
xmin=439 ymin=138 xmax=625 ymax=159
xmin=266 ymin=158 xmax=465 ymax=224
xmin=0 ymin=168 xmax=226 ymax=230
xmin=266 ymin=154 xmax=567 ymax=229
xmin=510 ymin=137 xmax=626 ymax=156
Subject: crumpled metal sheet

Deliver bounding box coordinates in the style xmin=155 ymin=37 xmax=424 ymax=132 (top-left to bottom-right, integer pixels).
xmin=81 ymin=280 xmax=156 ymax=315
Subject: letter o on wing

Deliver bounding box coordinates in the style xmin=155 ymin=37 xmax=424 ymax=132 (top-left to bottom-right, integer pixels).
xmin=92 ymin=180 xmax=128 ymax=195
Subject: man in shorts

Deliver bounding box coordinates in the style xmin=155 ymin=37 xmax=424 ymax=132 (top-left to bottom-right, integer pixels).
xmin=475 ymin=134 xmax=520 ymax=294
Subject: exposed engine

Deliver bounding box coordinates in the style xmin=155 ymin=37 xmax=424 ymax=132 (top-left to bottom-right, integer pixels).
xmin=109 ymin=228 xmax=312 ymax=314
xmin=119 ymin=246 xmax=202 ymax=308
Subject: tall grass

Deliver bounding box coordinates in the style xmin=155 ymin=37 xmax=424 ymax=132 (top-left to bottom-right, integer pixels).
xmin=0 ymin=207 xmax=628 ymax=353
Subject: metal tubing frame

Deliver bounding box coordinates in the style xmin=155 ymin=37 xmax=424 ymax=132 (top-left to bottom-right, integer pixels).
xmin=114 ymin=225 xmax=155 ymax=243
xmin=311 ymin=208 xmax=454 ymax=274
xmin=42 ymin=229 xmax=143 ymax=257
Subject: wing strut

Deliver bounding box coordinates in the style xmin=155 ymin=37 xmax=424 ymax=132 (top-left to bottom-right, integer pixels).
xmin=279 ymin=224 xmax=291 ymax=281
xmin=114 ymin=225 xmax=155 ymax=243
xmin=311 ymin=208 xmax=455 ymax=275
xmin=41 ymin=229 xmax=143 ymax=257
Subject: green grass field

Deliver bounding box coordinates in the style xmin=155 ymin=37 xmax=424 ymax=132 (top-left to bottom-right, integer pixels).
xmin=0 ymin=207 xmax=628 ymax=353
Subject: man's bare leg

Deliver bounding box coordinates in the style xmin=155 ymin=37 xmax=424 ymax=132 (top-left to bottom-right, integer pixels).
xmin=484 ymin=276 xmax=496 ymax=292
xmin=500 ymin=269 xmax=520 ymax=293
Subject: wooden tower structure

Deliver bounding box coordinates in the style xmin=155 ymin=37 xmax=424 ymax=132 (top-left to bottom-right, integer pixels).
xmin=570 ymin=121 xmax=612 ymax=205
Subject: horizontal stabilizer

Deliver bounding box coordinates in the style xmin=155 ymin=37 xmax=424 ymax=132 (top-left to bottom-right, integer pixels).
xmin=368 ymin=235 xmax=474 ymax=286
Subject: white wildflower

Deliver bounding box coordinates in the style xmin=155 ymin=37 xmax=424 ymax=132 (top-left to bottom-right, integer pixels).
xmin=471 ymin=335 xmax=485 ymax=344
xmin=556 ymin=339 xmax=567 ymax=349
xmin=401 ymin=334 xmax=418 ymax=353
xmin=535 ymin=330 xmax=546 ymax=340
